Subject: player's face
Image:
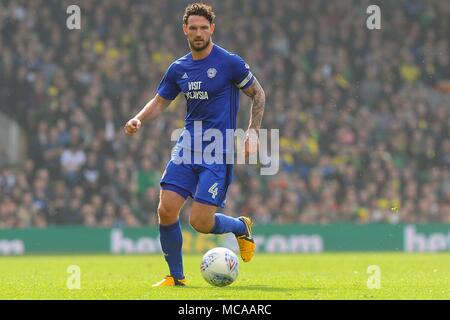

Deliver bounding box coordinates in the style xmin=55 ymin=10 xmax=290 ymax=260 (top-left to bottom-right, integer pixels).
xmin=183 ymin=15 xmax=215 ymax=52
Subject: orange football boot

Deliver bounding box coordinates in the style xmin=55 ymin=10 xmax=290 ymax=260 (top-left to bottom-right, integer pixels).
xmin=236 ymin=216 xmax=255 ymax=262
xmin=152 ymin=275 xmax=187 ymax=287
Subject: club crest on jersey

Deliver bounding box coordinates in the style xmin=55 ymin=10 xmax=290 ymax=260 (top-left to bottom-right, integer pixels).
xmin=207 ymin=68 xmax=217 ymax=79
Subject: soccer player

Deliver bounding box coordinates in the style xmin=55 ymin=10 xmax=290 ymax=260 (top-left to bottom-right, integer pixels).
xmin=124 ymin=3 xmax=265 ymax=287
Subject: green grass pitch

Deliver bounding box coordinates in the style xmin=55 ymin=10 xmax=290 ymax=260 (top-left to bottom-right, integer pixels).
xmin=0 ymin=253 xmax=448 ymax=299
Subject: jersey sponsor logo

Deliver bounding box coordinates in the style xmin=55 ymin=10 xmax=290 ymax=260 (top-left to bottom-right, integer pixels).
xmin=188 ymin=81 xmax=202 ymax=90
xmin=207 ymin=68 xmax=217 ymax=79
xmin=185 ymin=91 xmax=209 ymax=100
xmin=185 ymin=81 xmax=209 ymax=100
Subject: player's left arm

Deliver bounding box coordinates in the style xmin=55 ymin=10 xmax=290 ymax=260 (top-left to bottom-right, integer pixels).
xmin=242 ymin=77 xmax=265 ymax=133
xmin=241 ymin=77 xmax=265 ymax=157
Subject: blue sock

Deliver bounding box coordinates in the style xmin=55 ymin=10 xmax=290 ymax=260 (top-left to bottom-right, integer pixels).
xmin=210 ymin=213 xmax=246 ymax=236
xmin=159 ymin=221 xmax=184 ymax=280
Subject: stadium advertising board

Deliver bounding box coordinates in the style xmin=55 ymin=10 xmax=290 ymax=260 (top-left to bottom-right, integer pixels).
xmin=0 ymin=224 xmax=448 ymax=255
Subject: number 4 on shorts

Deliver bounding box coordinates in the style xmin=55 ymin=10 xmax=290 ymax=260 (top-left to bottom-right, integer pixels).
xmin=208 ymin=182 xmax=219 ymax=199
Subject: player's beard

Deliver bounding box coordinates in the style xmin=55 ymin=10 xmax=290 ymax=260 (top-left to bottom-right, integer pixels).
xmin=190 ymin=37 xmax=211 ymax=52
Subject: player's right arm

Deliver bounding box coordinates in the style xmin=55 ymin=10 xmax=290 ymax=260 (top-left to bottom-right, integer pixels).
xmin=124 ymin=94 xmax=171 ymax=136
xmin=124 ymin=62 xmax=180 ymax=136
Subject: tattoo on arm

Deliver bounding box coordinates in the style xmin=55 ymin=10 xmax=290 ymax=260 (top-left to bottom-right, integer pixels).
xmin=242 ymin=77 xmax=266 ymax=132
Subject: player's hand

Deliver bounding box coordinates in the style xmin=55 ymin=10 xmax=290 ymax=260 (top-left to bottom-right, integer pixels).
xmin=124 ymin=118 xmax=142 ymax=136
xmin=243 ymin=129 xmax=259 ymax=159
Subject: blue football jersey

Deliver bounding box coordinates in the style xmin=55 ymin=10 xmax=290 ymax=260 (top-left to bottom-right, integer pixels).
xmin=157 ymin=44 xmax=254 ymax=154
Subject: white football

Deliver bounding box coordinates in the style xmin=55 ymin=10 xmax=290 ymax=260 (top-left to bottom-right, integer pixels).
xmin=200 ymin=247 xmax=240 ymax=287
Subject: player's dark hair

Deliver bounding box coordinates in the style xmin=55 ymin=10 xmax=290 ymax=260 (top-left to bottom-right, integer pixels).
xmin=183 ymin=3 xmax=216 ymax=25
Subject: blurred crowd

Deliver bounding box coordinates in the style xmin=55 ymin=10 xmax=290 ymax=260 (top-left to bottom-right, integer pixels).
xmin=0 ymin=0 xmax=449 ymax=228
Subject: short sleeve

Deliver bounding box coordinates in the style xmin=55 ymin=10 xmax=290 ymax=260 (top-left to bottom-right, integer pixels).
xmin=156 ymin=64 xmax=180 ymax=100
xmin=229 ymin=54 xmax=254 ymax=90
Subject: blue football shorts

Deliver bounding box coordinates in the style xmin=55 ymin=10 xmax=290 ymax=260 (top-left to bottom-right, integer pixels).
xmin=160 ymin=152 xmax=233 ymax=208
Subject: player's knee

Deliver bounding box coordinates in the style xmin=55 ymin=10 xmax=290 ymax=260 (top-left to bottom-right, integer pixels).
xmin=189 ymin=214 xmax=211 ymax=234
xmin=158 ymin=203 xmax=178 ymax=225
